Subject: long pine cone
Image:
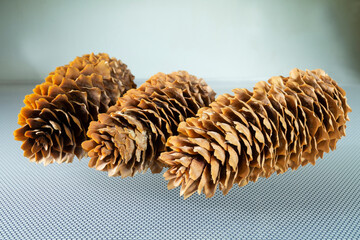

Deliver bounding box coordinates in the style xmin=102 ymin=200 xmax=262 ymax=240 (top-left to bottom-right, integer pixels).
xmin=159 ymin=68 xmax=351 ymax=199
xmin=82 ymin=71 xmax=216 ymax=177
xmin=14 ymin=53 xmax=136 ymax=165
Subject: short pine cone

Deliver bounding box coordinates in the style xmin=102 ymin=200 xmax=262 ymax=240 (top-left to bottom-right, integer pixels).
xmin=159 ymin=68 xmax=351 ymax=199
xmin=14 ymin=53 xmax=136 ymax=165
xmin=82 ymin=71 xmax=216 ymax=178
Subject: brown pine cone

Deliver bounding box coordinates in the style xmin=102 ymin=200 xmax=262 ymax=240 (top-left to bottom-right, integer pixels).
xmin=82 ymin=71 xmax=216 ymax=178
xmin=159 ymin=68 xmax=351 ymax=199
xmin=14 ymin=53 xmax=136 ymax=165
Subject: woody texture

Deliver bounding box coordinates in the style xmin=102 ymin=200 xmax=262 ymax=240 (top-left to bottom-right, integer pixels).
xmin=82 ymin=71 xmax=216 ymax=178
xmin=159 ymin=68 xmax=351 ymax=199
xmin=14 ymin=53 xmax=136 ymax=165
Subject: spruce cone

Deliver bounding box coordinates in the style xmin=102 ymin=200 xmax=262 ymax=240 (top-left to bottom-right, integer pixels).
xmin=159 ymin=68 xmax=351 ymax=199
xmin=14 ymin=53 xmax=136 ymax=165
xmin=82 ymin=71 xmax=216 ymax=178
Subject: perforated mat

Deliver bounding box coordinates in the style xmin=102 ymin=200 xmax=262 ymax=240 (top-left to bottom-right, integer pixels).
xmin=0 ymin=83 xmax=359 ymax=239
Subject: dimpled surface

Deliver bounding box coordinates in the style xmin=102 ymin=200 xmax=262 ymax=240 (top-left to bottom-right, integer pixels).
xmin=1 ymin=82 xmax=359 ymax=239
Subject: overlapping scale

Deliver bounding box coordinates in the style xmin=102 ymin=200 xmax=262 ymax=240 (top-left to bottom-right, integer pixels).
xmin=14 ymin=53 xmax=136 ymax=165
xmin=82 ymin=71 xmax=216 ymax=177
xmin=159 ymin=68 xmax=351 ymax=199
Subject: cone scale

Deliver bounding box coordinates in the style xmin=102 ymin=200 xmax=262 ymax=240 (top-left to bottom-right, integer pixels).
xmin=82 ymin=71 xmax=216 ymax=178
xmin=14 ymin=53 xmax=136 ymax=165
xmin=159 ymin=68 xmax=351 ymax=199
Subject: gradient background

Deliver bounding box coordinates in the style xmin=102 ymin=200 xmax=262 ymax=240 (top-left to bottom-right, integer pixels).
xmin=1 ymin=0 xmax=359 ymax=84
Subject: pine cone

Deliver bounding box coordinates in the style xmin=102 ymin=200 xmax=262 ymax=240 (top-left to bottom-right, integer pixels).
xmin=159 ymin=68 xmax=351 ymax=199
xmin=82 ymin=71 xmax=216 ymax=178
xmin=14 ymin=53 xmax=136 ymax=165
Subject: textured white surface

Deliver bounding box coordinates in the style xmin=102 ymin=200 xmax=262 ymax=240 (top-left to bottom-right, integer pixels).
xmin=0 ymin=83 xmax=359 ymax=239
